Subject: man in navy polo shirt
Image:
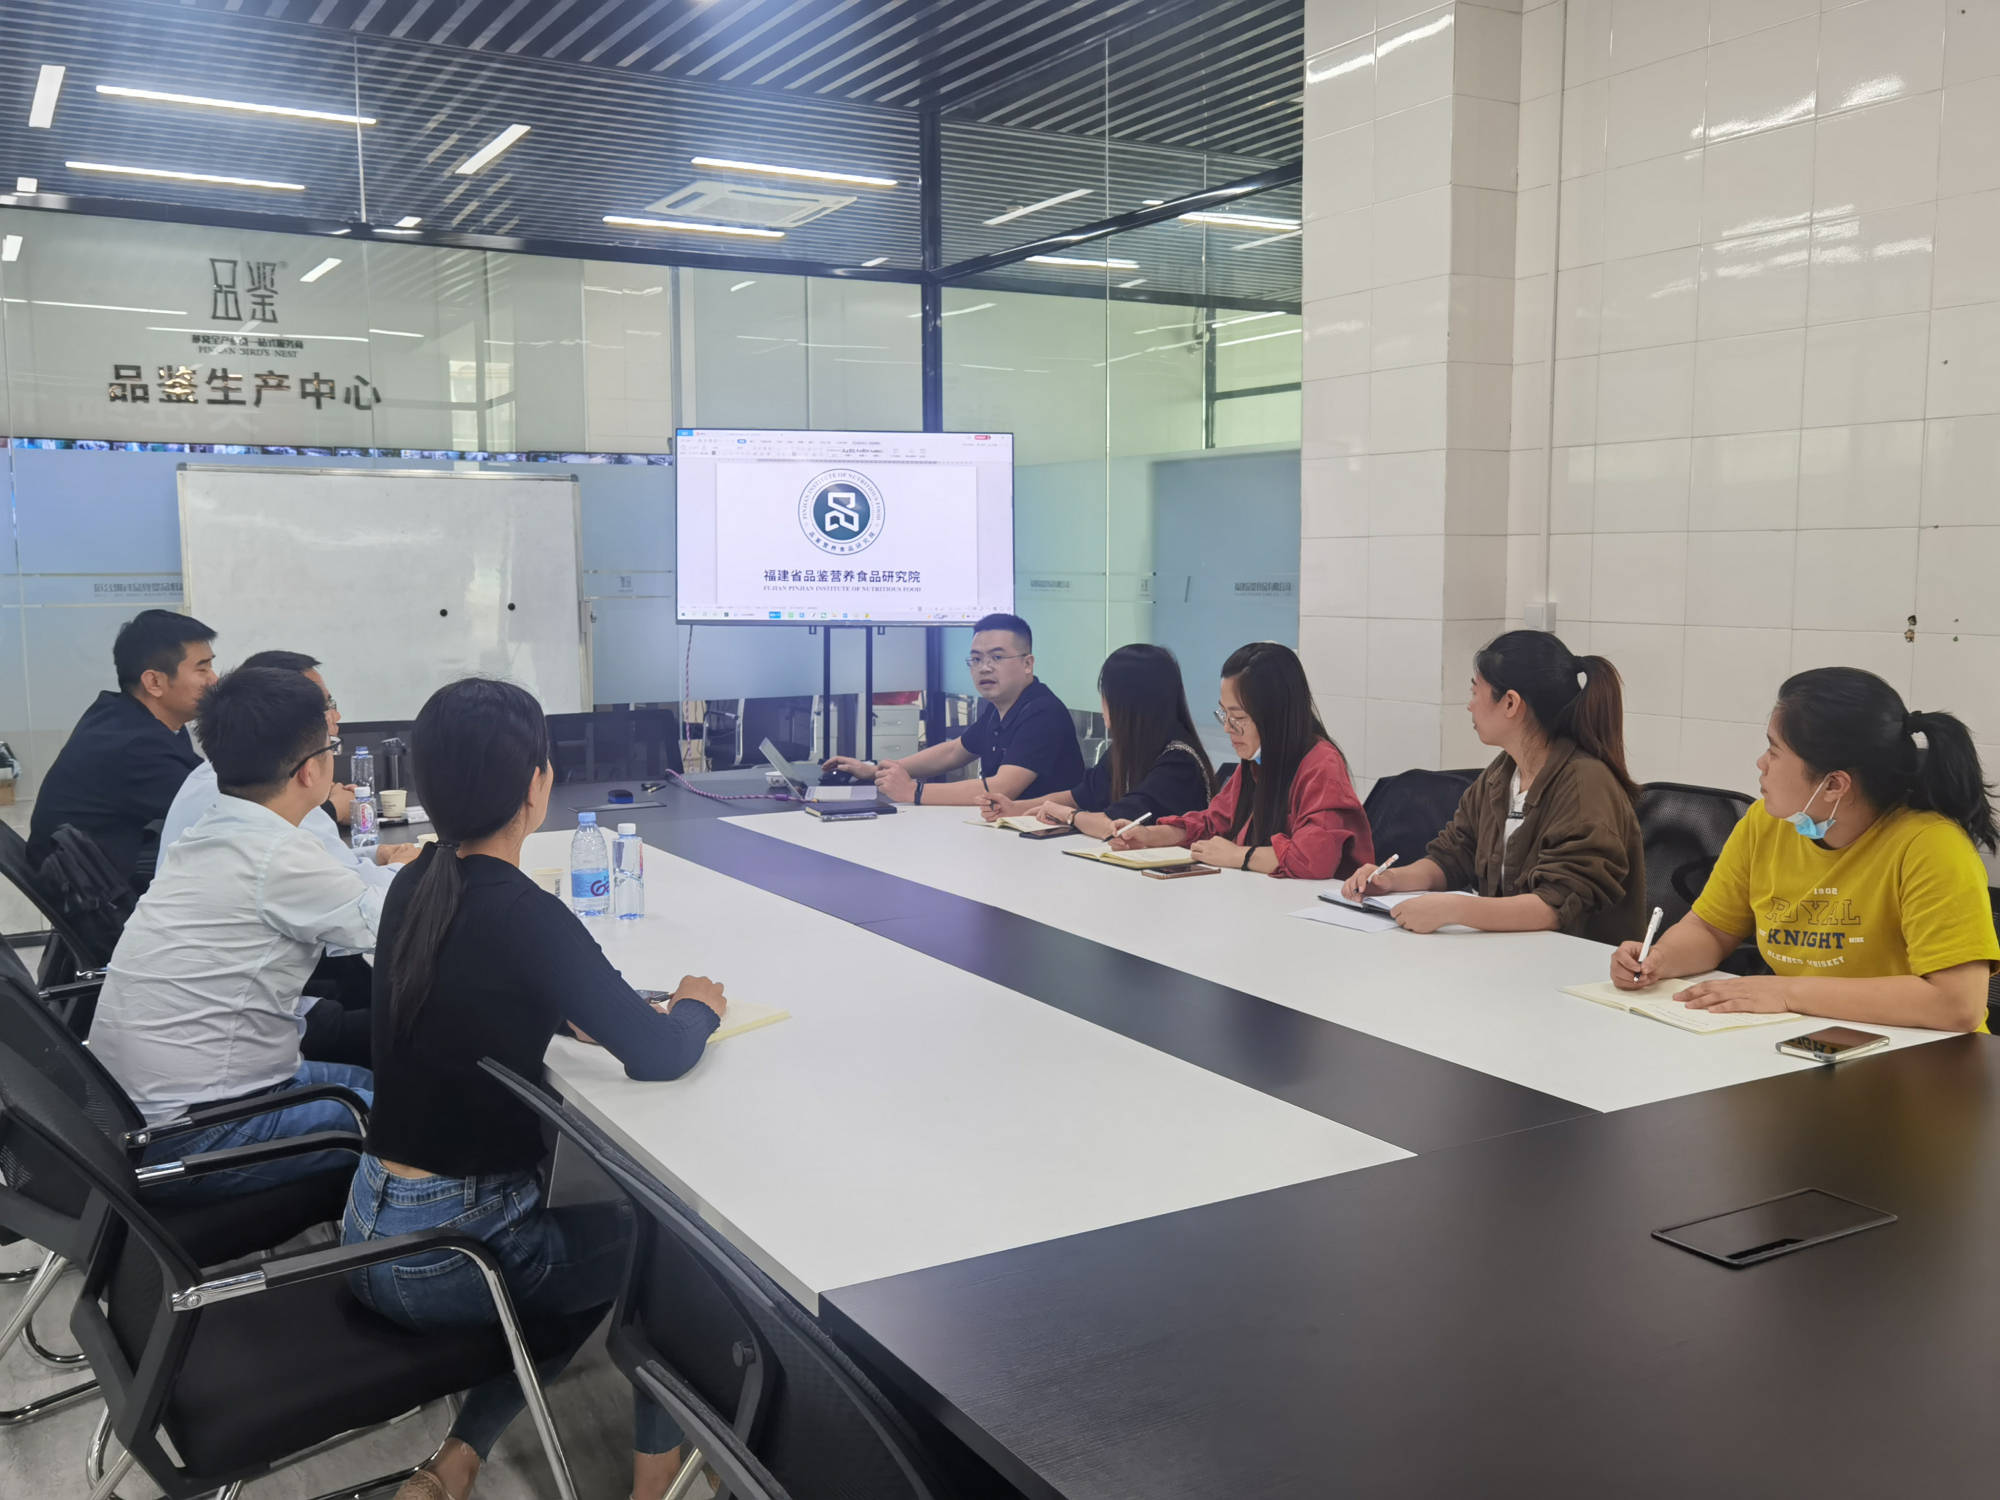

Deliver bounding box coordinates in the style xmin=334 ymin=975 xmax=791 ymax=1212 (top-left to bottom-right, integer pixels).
xmin=823 ymin=613 xmax=1085 ymax=806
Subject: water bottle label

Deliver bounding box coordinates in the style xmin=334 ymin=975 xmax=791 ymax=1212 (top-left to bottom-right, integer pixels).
xmin=353 ymin=801 xmax=376 ymax=835
xmin=571 ymin=871 xmax=610 ymax=902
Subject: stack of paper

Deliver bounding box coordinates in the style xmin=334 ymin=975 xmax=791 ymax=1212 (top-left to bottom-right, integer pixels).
xmin=967 ymin=815 xmax=1053 ymax=833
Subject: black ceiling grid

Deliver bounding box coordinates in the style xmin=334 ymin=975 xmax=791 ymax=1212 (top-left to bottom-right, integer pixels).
xmin=0 ymin=0 xmax=1301 ymax=307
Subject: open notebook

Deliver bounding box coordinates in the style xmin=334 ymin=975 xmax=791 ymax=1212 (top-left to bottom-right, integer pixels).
xmin=1064 ymin=845 xmax=1196 ymax=871
xmin=967 ymin=815 xmax=1052 ymax=833
xmin=1563 ymin=979 xmax=1804 ymax=1034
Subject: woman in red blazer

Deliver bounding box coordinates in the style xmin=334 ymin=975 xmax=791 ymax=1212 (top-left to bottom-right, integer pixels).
xmin=1109 ymin=641 xmax=1373 ymax=879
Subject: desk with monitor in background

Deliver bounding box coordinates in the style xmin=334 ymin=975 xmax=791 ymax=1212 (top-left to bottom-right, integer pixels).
xmin=530 ymin=776 xmax=1995 ymax=1500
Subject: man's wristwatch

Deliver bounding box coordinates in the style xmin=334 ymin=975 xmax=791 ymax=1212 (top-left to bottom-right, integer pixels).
xmin=1240 ymin=845 xmax=1256 ymax=871
xmin=914 ymin=781 xmax=924 ymax=805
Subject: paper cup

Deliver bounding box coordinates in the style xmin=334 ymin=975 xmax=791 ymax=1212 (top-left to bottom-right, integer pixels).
xmin=533 ymin=867 xmax=565 ymax=897
xmin=378 ymin=788 xmax=408 ymax=820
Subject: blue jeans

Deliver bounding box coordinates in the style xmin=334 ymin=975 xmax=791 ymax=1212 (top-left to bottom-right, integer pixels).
xmin=341 ymin=1152 xmax=682 ymax=1459
xmin=140 ymin=1061 xmax=373 ymax=1202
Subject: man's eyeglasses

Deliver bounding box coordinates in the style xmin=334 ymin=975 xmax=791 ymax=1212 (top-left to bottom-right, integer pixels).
xmin=1213 ymin=706 xmax=1251 ymax=732
xmin=289 ymin=735 xmax=341 ymax=779
xmin=966 ymin=651 xmax=1027 ymax=669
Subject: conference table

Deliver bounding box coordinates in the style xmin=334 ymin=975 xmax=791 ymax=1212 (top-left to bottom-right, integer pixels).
xmin=533 ymin=774 xmax=1998 ymax=1499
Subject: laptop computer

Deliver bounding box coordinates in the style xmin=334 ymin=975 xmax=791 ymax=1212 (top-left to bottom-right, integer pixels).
xmin=759 ymin=738 xmax=887 ymax=814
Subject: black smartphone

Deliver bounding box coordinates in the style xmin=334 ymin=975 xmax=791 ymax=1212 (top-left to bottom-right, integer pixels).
xmin=1775 ymin=1026 xmax=1891 ymax=1064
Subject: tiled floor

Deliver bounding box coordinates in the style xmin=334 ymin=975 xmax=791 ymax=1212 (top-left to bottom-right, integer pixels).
xmin=0 ymin=1239 xmax=666 ymax=1499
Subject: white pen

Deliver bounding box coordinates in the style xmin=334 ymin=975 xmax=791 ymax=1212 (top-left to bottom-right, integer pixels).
xmin=1364 ymin=852 xmax=1401 ymax=891
xmin=1636 ymin=905 xmax=1665 ymax=968
xmin=1107 ymin=811 xmax=1153 ymax=843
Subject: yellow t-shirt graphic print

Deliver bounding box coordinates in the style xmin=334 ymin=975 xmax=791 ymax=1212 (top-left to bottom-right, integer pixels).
xmin=1693 ymin=802 xmax=2000 ymax=986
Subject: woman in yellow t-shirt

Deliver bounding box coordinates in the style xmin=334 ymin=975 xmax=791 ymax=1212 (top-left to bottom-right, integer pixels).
xmin=1610 ymin=667 xmax=1999 ymax=1032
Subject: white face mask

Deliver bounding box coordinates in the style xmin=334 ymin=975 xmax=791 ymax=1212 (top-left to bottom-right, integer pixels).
xmin=1786 ymin=774 xmax=1841 ymax=840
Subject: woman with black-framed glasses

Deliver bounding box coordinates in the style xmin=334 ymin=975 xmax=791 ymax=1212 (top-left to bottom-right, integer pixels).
xmin=1109 ymin=642 xmax=1373 ymax=879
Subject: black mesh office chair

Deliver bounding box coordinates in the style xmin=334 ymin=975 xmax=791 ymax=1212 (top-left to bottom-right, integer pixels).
xmin=0 ymin=819 xmax=122 ymax=1004
xmin=482 ymin=1059 xmax=950 ymax=1500
xmin=0 ymin=950 xmax=365 ymax=1428
xmin=1634 ymin=782 xmax=1765 ymax=975
xmin=1361 ymin=767 xmax=1482 ymax=868
xmin=0 ymin=1043 xmax=594 ymax=1500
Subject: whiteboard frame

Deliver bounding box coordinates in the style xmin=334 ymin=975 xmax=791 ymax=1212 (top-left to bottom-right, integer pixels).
xmin=176 ymin=463 xmax=590 ymax=716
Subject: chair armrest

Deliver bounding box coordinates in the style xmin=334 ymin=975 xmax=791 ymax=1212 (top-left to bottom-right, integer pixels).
xmin=135 ymin=1129 xmax=364 ymax=1183
xmin=130 ymin=1083 xmax=368 ymax=1147
xmin=169 ymin=1227 xmax=507 ymax=1311
xmin=37 ymin=977 xmax=103 ymax=1003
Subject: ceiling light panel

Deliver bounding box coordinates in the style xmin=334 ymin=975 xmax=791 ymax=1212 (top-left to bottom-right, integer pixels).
xmin=983 ymin=187 xmax=1091 ymax=227
xmin=454 ymin=124 xmax=531 ymax=175
xmin=1 ymin=235 xmax=20 ymax=263
xmin=691 ymin=156 xmax=896 ymax=188
xmin=95 ymin=85 xmax=376 ymax=126
xmin=66 ymin=161 xmax=307 ymax=190
xmin=28 ymin=65 xmax=64 ymax=129
xmin=603 ymin=215 xmax=784 ymax=240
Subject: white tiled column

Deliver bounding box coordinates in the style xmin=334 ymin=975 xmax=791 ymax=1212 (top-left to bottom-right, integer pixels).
xmin=1301 ymin=1 xmax=1522 ymax=784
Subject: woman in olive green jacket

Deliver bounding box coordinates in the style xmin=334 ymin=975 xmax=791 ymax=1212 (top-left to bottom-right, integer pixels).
xmin=1341 ymin=630 xmax=1648 ymax=945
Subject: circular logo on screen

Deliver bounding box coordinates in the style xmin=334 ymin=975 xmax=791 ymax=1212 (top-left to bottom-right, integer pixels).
xmin=798 ymin=469 xmax=885 ymax=556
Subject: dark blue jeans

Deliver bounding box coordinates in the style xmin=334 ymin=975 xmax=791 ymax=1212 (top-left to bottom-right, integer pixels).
xmin=342 ymin=1152 xmax=682 ymax=1458
xmin=140 ymin=1062 xmax=373 ymax=1202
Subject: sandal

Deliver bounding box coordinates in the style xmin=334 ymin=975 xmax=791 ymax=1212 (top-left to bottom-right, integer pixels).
xmin=394 ymin=1467 xmax=459 ymax=1500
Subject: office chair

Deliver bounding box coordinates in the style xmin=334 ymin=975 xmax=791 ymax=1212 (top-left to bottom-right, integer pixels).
xmin=0 ymin=1043 xmax=589 ymax=1500
xmin=1634 ymin=782 xmax=1767 ymax=975
xmin=0 ymin=950 xmax=365 ymax=1428
xmin=0 ymin=820 xmax=125 ymax=1007
xmin=1361 ymin=767 xmax=1482 ymax=868
xmin=483 ymin=1059 xmax=949 ymax=1500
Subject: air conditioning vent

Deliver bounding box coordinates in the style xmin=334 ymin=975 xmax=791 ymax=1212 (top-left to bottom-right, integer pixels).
xmin=644 ymin=180 xmax=854 ymax=228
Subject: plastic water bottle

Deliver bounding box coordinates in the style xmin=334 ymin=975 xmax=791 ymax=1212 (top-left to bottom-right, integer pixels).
xmin=349 ymin=746 xmax=378 ymax=851
xmin=570 ymin=812 xmax=611 ymax=919
xmin=613 ymin=823 xmax=645 ymax=920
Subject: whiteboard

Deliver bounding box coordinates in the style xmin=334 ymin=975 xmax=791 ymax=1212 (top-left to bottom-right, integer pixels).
xmin=177 ymin=466 xmax=587 ymax=721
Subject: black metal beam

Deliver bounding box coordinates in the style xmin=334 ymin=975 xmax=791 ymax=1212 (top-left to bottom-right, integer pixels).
xmin=0 ymin=190 xmax=928 ymax=286
xmin=918 ymin=101 xmax=949 ymax=755
xmin=937 ymin=160 xmax=1301 ymax=282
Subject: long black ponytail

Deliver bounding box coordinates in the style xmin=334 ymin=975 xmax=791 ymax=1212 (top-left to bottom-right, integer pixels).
xmin=1773 ymin=667 xmax=1998 ymax=852
xmin=389 ymin=678 xmax=552 ymax=1034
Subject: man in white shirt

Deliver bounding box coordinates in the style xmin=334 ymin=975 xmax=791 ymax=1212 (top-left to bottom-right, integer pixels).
xmin=158 ymin=649 xmax=417 ymax=1065
xmin=91 ymin=666 xmax=382 ymax=1201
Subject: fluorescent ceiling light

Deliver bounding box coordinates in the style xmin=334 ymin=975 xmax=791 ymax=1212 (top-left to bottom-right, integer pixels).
xmin=907 ymin=302 xmax=994 ymax=319
xmin=393 ymin=215 xmax=421 ymax=228
xmin=36 ymin=299 xmax=188 ymax=314
xmin=1219 ymin=327 xmax=1302 ymax=347
xmin=985 ymin=188 xmax=1091 ymax=227
xmin=729 ymin=279 xmax=755 ymax=292
xmin=28 ymin=66 xmax=64 ymax=130
xmin=1231 ymin=229 xmax=1303 ymax=251
xmin=454 ymin=124 xmax=530 ymax=176
xmin=1 ymin=236 xmax=19 ymax=263
xmin=691 ymin=155 xmax=896 ymax=189
xmin=14 ymin=177 xmax=36 ymax=193
xmin=1180 ymin=211 xmax=1301 ymax=231
xmin=94 ymin=85 xmax=376 ymax=126
xmin=602 ymin=214 xmax=783 ymax=240
xmin=1214 ymin=310 xmax=1282 ymax=328
xmin=378 ymin=228 xmax=420 ymax=235
xmin=369 ymin=327 xmax=424 ymax=338
xmin=1026 ymin=254 xmax=1138 ymax=270
xmin=299 ymin=256 xmax=341 ymax=283
xmin=1141 ymin=198 xmax=1165 ymax=206
xmin=66 ymin=160 xmax=305 ymax=191
xmin=1117 ymin=277 xmax=1147 ymax=288
xmin=860 ymin=256 xmax=888 ymax=267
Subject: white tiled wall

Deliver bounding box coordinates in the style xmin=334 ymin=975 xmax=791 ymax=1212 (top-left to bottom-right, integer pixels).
xmin=1509 ymin=0 xmax=2000 ymax=804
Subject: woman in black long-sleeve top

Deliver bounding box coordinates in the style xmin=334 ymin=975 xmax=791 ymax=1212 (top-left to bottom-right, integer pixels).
xmin=979 ymin=643 xmax=1216 ymax=838
xmin=342 ymin=678 xmax=726 ymax=1500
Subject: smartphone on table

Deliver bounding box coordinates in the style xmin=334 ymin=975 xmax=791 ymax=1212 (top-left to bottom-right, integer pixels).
xmin=1775 ymin=1026 xmax=1891 ymax=1064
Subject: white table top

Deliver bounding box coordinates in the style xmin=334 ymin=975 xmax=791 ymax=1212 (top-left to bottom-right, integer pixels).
xmin=530 ymin=830 xmax=1409 ymax=1309
xmin=725 ymin=808 xmax=1955 ymax=1113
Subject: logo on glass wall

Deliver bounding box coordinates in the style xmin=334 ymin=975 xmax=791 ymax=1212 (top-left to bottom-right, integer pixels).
xmin=798 ymin=469 xmax=885 ymax=556
xmin=210 ymin=257 xmax=280 ymax=324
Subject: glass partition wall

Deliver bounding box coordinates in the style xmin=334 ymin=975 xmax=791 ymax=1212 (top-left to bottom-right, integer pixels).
xmin=0 ymin=0 xmax=1301 ymax=792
